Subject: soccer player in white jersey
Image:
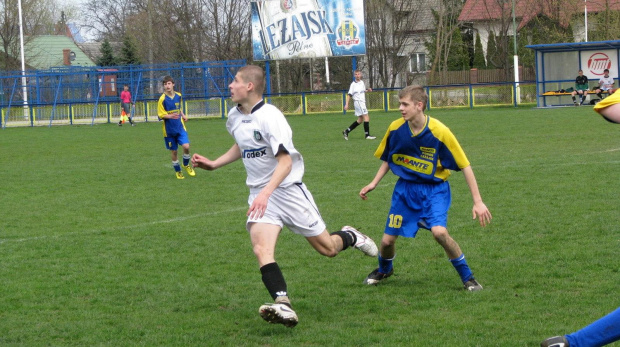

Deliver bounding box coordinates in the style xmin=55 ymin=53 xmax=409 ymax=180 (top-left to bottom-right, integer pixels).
xmin=358 ymin=85 xmax=492 ymax=291
xmin=342 ymin=70 xmax=376 ymax=140
xmin=191 ymin=65 xmax=378 ymax=328
xmin=595 ymin=69 xmax=616 ymax=99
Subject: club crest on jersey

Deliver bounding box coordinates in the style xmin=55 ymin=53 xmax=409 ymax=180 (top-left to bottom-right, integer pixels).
xmin=254 ymin=130 xmax=262 ymax=141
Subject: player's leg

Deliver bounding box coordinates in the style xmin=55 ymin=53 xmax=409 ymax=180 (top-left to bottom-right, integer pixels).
xmin=579 ymin=90 xmax=587 ymax=105
xmin=279 ymin=182 xmax=376 ymax=257
xmin=564 ymin=306 xmax=620 ymax=347
xmin=365 ymin=180 xmax=419 ymax=285
xmin=571 ymin=91 xmax=578 ymax=105
xmin=306 ymin=226 xmax=378 ymax=257
xmin=249 ymin=222 xmax=298 ymax=327
xmin=596 ymin=88 xmax=603 ymax=99
xmin=179 ymin=136 xmax=195 ymax=176
xmin=343 ymin=116 xmax=362 ymax=139
xmin=165 ymin=137 xmax=184 ymax=179
xmin=431 ymin=226 xmax=482 ymax=290
xmin=362 ymin=113 xmax=375 ymax=139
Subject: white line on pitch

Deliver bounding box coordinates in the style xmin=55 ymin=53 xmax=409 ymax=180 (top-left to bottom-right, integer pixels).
xmin=0 ymin=206 xmax=247 ymax=245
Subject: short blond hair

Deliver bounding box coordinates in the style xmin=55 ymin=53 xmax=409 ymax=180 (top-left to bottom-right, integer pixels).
xmin=237 ymin=65 xmax=265 ymax=95
xmin=398 ymin=85 xmax=428 ymax=110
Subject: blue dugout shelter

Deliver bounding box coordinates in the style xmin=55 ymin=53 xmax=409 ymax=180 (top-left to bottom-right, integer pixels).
xmin=527 ymin=40 xmax=620 ymax=107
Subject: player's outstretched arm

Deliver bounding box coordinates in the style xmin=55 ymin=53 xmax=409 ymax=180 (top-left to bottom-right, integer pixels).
xmin=192 ymin=143 xmax=241 ymax=171
xmin=462 ymin=166 xmax=492 ymax=227
xmin=360 ymin=161 xmax=390 ymax=200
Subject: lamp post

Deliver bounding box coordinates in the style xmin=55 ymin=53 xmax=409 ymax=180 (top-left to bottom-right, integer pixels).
xmin=584 ymin=0 xmax=588 ymax=42
xmin=512 ymin=0 xmax=520 ymax=104
xmin=17 ymin=0 xmax=29 ymax=119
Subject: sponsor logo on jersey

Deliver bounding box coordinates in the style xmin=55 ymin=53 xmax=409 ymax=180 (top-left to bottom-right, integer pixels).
xmin=420 ymin=147 xmax=436 ymax=161
xmin=392 ymin=154 xmax=433 ymax=175
xmin=587 ymin=52 xmax=612 ymax=76
xmin=243 ymin=147 xmax=268 ymax=159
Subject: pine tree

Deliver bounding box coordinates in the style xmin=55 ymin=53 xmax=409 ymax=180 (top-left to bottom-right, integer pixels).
xmin=447 ymin=28 xmax=469 ymax=71
xmin=486 ymin=31 xmax=498 ymax=69
xmin=472 ymin=32 xmax=486 ymax=69
xmin=119 ymin=35 xmax=141 ymax=65
xmin=96 ymin=39 xmax=118 ymax=66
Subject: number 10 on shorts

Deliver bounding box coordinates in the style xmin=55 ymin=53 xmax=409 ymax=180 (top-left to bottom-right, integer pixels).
xmin=388 ymin=214 xmax=403 ymax=228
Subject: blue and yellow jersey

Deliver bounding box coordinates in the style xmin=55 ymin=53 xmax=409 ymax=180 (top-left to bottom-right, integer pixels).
xmin=157 ymin=92 xmax=186 ymax=137
xmin=374 ymin=115 xmax=470 ymax=183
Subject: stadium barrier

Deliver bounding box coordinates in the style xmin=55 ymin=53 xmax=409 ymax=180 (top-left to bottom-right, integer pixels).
xmin=1 ymin=82 xmax=536 ymax=128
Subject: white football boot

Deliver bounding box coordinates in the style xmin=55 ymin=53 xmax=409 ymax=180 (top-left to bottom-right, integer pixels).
xmin=342 ymin=226 xmax=378 ymax=257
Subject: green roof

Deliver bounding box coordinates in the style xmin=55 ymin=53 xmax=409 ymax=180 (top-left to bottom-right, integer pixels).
xmin=25 ymin=35 xmax=95 ymax=69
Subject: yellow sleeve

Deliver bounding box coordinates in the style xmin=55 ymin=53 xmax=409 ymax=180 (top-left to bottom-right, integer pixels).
xmin=157 ymin=94 xmax=167 ymax=119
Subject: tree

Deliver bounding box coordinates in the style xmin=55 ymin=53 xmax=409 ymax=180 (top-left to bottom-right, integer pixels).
xmin=0 ymin=0 xmax=59 ymax=70
xmin=119 ymin=35 xmax=140 ymax=65
xmin=447 ymin=28 xmax=469 ymax=71
xmin=364 ymin=0 xmax=425 ymax=88
xmin=486 ymin=31 xmax=498 ymax=69
xmin=472 ymin=32 xmax=486 ymax=69
xmin=96 ymin=38 xmax=118 ymax=66
xmin=424 ymin=0 xmax=465 ymax=84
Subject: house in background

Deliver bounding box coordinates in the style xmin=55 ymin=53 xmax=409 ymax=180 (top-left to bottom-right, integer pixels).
xmin=25 ymin=35 xmax=95 ymax=70
xmin=458 ymin=0 xmax=620 ymax=59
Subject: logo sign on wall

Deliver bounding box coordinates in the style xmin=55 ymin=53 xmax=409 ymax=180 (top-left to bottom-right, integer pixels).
xmin=251 ymin=0 xmax=366 ymax=61
xmin=581 ymin=50 xmax=617 ymax=79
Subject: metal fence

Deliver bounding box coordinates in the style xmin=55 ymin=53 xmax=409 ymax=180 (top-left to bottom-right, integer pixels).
xmin=0 ymin=63 xmax=535 ymax=128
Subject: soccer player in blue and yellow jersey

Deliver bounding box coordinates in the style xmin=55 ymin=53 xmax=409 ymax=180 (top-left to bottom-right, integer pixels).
xmin=157 ymin=76 xmax=195 ymax=179
xmin=359 ymin=85 xmax=492 ymax=291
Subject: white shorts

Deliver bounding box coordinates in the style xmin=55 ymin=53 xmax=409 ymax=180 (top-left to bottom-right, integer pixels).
xmin=246 ymin=183 xmax=326 ymax=237
xmin=353 ymin=100 xmax=368 ymax=117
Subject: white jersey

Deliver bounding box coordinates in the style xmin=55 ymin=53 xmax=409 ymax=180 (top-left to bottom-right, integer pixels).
xmin=348 ymin=80 xmax=367 ymax=103
xmin=226 ymin=101 xmax=305 ymax=192
xmin=599 ymin=76 xmax=615 ymax=90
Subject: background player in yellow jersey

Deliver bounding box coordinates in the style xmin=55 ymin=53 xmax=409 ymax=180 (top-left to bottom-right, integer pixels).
xmin=359 ymin=85 xmax=492 ymax=290
xmin=157 ymin=76 xmax=195 ymax=179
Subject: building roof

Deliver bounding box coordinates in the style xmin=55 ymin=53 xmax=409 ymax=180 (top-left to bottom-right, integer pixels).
xmin=25 ymin=35 xmax=95 ymax=69
xmin=526 ymin=39 xmax=620 ymax=52
xmin=459 ymin=0 xmax=620 ymax=29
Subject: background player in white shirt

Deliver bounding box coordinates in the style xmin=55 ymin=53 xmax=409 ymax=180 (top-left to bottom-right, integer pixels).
xmin=595 ymin=68 xmax=615 ymax=99
xmin=191 ymin=65 xmax=378 ymax=328
xmin=342 ymin=70 xmax=376 ymax=140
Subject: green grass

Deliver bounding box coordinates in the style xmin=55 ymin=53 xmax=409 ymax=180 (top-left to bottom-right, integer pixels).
xmin=1 ymin=106 xmax=619 ymax=346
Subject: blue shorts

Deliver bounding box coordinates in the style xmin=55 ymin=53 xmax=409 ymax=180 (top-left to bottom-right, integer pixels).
xmin=384 ymin=179 xmax=451 ymax=238
xmin=164 ymin=132 xmax=190 ymax=151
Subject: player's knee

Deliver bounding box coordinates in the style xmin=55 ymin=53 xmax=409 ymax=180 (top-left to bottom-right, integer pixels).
xmin=322 ymin=248 xmax=339 ymax=258
xmin=431 ymin=228 xmax=449 ymax=242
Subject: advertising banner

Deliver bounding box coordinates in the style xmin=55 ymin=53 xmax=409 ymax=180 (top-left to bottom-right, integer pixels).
xmin=251 ymin=0 xmax=366 ymax=61
xmin=581 ymin=50 xmax=618 ymax=80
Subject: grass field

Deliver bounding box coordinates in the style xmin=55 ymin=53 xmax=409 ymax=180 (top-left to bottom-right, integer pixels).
xmin=1 ymin=105 xmax=619 ymax=346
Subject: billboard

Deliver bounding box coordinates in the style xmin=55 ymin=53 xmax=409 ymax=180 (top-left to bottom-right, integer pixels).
xmin=581 ymin=50 xmax=618 ymax=80
xmin=251 ymin=0 xmax=366 ymax=61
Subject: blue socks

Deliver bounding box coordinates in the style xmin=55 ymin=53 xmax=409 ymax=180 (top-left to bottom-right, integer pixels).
xmin=378 ymin=254 xmax=394 ymax=274
xmin=172 ymin=160 xmax=181 ymax=172
xmin=450 ymin=254 xmax=473 ymax=283
xmin=182 ymin=154 xmax=190 ymax=167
